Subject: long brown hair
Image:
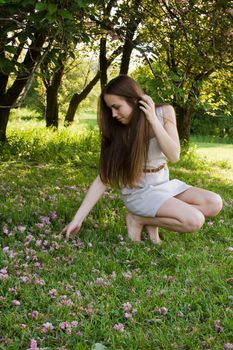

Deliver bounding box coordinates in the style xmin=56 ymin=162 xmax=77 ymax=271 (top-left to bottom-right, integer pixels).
xmin=98 ymin=75 xmax=150 ymax=188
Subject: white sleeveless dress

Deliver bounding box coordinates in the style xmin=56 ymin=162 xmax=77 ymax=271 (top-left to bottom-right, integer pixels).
xmin=120 ymin=107 xmax=191 ymax=217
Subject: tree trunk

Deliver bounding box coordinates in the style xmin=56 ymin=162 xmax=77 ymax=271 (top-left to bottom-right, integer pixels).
xmin=45 ymin=61 xmax=64 ymax=128
xmin=0 ymin=33 xmax=46 ymax=141
xmin=99 ymin=37 xmax=108 ymax=90
xmin=119 ymin=0 xmax=142 ymax=75
xmin=175 ymin=104 xmax=193 ymax=142
xmin=46 ymin=86 xmax=59 ymax=128
xmin=65 ymin=73 xmax=100 ymax=125
xmin=0 ymin=108 xmax=10 ymax=142
xmin=64 ymin=45 xmax=123 ymax=125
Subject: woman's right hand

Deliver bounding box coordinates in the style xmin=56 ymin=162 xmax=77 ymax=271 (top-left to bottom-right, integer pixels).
xmin=63 ymin=218 xmax=83 ymax=241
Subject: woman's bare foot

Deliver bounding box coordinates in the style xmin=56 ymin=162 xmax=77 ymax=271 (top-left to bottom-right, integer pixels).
xmin=126 ymin=213 xmax=143 ymax=242
xmin=145 ymin=225 xmax=162 ymax=245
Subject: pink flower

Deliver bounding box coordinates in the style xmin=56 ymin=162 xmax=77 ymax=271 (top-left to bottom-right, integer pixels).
xmin=122 ymin=271 xmax=132 ymax=279
xmin=154 ymin=307 xmax=168 ymax=315
xmin=74 ymin=290 xmax=82 ymax=297
xmin=29 ymin=339 xmax=38 ymax=349
xmin=59 ymin=321 xmax=70 ymax=330
xmin=3 ymin=224 xmax=9 ymax=235
xmin=41 ymin=322 xmax=54 ymax=333
xmin=50 ymin=211 xmax=57 ymax=221
xmin=40 ymin=216 xmax=51 ymax=225
xmin=111 ymin=271 xmax=117 ymax=279
xmin=124 ymin=312 xmax=133 ymax=319
xmin=35 ymin=240 xmax=42 ymax=247
xmin=25 ymin=234 xmax=34 ymax=242
xmin=0 ymin=267 xmax=9 ymax=279
xmin=31 ymin=311 xmax=39 ymax=319
xmin=12 ymin=299 xmax=21 ymax=306
xmin=226 ymin=247 xmax=233 ymax=252
xmin=17 ymin=225 xmax=26 ymax=232
xmin=224 ymin=344 xmax=233 ymax=350
xmin=20 ymin=276 xmax=30 ymax=283
xmin=113 ymin=323 xmax=125 ymax=332
xmin=35 ymin=223 xmax=44 ymax=229
xmin=76 ymin=330 xmax=83 ymax=336
xmin=35 ymin=278 xmax=45 ymax=286
xmin=207 ymin=221 xmax=214 ymax=227
xmin=122 ymin=302 xmax=132 ymax=312
xmin=60 ymin=295 xmax=73 ymax=306
xmin=48 ymin=289 xmax=57 ymax=298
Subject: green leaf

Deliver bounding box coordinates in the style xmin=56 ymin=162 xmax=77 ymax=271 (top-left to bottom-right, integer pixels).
xmin=48 ymin=3 xmax=57 ymax=15
xmin=58 ymin=9 xmax=74 ymax=20
xmin=5 ymin=46 xmax=17 ymax=55
xmin=35 ymin=3 xmax=48 ymax=11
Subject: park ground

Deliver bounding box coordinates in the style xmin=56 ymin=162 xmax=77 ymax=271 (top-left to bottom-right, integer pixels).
xmin=0 ymin=111 xmax=232 ymax=350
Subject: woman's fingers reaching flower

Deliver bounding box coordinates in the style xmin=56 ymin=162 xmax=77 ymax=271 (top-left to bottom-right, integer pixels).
xmin=63 ymin=221 xmax=81 ymax=241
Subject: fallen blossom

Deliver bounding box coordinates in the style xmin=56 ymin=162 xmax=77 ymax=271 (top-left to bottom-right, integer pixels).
xmin=111 ymin=271 xmax=117 ymax=279
xmin=40 ymin=216 xmax=51 ymax=225
xmin=122 ymin=271 xmax=132 ymax=279
xmin=35 ymin=278 xmax=45 ymax=286
xmin=154 ymin=307 xmax=168 ymax=315
xmin=48 ymin=289 xmax=57 ymax=298
xmin=3 ymin=224 xmax=9 ymax=235
xmin=12 ymin=299 xmax=21 ymax=306
xmin=74 ymin=290 xmax=82 ymax=297
xmin=28 ymin=339 xmax=38 ymax=350
xmin=0 ymin=267 xmax=9 ymax=279
xmin=31 ymin=311 xmax=39 ymax=319
xmin=60 ymin=295 xmax=73 ymax=306
xmin=224 ymin=344 xmax=233 ymax=350
xmin=50 ymin=211 xmax=57 ymax=220
xmin=41 ymin=322 xmax=54 ymax=333
xmin=113 ymin=323 xmax=125 ymax=332
xmin=122 ymin=302 xmax=132 ymax=312
xmin=17 ymin=225 xmax=26 ymax=232
xmin=214 ymin=320 xmax=224 ymax=333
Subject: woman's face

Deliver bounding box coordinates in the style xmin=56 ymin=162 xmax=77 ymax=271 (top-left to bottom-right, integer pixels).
xmin=104 ymin=94 xmax=134 ymax=125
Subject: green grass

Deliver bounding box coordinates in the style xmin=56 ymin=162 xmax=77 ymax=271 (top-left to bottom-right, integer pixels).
xmin=190 ymin=137 xmax=233 ymax=170
xmin=0 ymin=120 xmax=233 ymax=350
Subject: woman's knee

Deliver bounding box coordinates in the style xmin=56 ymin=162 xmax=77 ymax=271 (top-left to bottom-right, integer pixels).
xmin=182 ymin=210 xmax=205 ymax=232
xmin=206 ymin=193 xmax=223 ymax=217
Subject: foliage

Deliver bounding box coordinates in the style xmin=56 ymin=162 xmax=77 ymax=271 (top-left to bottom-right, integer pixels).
xmin=0 ymin=125 xmax=232 ymax=349
xmin=133 ymin=0 xmax=233 ymax=140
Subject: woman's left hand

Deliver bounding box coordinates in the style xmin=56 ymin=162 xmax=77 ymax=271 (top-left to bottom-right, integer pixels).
xmin=139 ymin=95 xmax=158 ymax=125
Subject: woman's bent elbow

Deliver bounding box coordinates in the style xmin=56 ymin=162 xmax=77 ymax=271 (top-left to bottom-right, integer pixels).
xmin=170 ymin=153 xmax=180 ymax=163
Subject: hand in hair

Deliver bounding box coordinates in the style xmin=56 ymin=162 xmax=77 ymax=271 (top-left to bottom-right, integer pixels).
xmin=139 ymin=95 xmax=159 ymax=125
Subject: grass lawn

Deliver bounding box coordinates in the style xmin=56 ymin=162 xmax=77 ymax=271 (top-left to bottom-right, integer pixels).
xmin=191 ymin=136 xmax=233 ymax=171
xmin=0 ymin=119 xmax=233 ymax=350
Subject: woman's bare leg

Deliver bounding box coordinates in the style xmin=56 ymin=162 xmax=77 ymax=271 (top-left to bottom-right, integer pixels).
xmin=145 ymin=225 xmax=162 ymax=244
xmin=126 ymin=213 xmax=143 ymax=241
xmin=125 ymin=187 xmax=222 ymax=241
xmin=126 ymin=197 xmax=205 ymax=238
xmin=175 ymin=187 xmax=223 ymax=217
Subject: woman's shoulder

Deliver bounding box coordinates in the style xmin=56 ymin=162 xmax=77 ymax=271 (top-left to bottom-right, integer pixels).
xmin=160 ymin=104 xmax=176 ymax=124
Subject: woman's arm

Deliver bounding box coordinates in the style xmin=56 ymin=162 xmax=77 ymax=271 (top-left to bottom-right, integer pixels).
xmin=139 ymin=96 xmax=180 ymax=163
xmin=64 ymin=175 xmax=107 ymax=240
